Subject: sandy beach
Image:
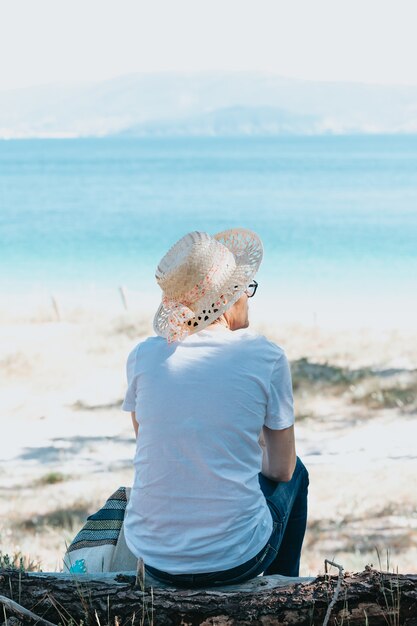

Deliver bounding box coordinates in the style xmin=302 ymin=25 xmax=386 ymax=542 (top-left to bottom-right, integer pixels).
xmin=1 ymin=304 xmax=416 ymax=577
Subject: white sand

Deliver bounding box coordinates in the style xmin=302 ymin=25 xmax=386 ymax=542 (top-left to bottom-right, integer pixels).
xmin=1 ymin=307 xmax=416 ymax=576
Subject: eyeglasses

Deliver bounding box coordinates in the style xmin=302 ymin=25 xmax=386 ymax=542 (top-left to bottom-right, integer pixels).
xmin=245 ymin=280 xmax=258 ymax=298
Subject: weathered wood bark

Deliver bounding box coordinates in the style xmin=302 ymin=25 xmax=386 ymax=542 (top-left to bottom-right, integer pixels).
xmin=1 ymin=567 xmax=417 ymax=626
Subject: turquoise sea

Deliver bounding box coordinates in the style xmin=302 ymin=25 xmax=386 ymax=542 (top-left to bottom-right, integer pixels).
xmin=1 ymin=136 xmax=416 ymax=328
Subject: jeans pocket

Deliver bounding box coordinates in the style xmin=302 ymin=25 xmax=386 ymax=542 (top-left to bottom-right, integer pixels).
xmin=253 ymin=518 xmax=280 ymax=562
xmin=255 ymin=544 xmax=272 ymax=565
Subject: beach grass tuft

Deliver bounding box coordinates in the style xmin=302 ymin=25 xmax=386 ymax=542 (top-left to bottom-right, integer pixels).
xmin=0 ymin=550 xmax=41 ymax=572
xmin=19 ymin=501 xmax=90 ymax=532
xmin=291 ymin=358 xmax=374 ymax=390
xmin=36 ymin=471 xmax=69 ymax=485
xmin=350 ymin=380 xmax=417 ymax=410
xmin=291 ymin=357 xmax=417 ymax=413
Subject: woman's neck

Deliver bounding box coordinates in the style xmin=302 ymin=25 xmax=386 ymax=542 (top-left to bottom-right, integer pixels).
xmin=207 ymin=317 xmax=230 ymax=330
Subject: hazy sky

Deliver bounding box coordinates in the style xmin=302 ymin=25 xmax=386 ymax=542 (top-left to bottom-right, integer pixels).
xmin=1 ymin=0 xmax=416 ymax=92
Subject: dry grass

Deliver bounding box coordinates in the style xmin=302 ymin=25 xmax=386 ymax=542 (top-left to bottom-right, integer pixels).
xmin=18 ymin=501 xmax=92 ymax=532
xmin=35 ymin=471 xmax=70 ymax=485
xmin=0 ymin=550 xmax=41 ymax=572
xmin=291 ymin=357 xmax=373 ymax=390
xmin=350 ymin=379 xmax=417 ymax=411
xmin=291 ymin=357 xmax=417 ymax=413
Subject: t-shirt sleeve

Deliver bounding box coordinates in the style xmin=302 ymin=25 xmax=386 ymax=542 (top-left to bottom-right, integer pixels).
xmin=121 ymin=346 xmax=138 ymax=412
xmin=264 ymin=351 xmax=295 ymax=430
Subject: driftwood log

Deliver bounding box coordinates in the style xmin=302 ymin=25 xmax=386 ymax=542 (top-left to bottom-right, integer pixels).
xmin=1 ymin=566 xmax=417 ymax=626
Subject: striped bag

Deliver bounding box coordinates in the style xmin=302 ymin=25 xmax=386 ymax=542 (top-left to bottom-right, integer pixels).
xmin=63 ymin=486 xmax=137 ymax=574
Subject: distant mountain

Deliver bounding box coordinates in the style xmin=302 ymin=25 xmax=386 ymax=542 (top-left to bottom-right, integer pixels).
xmin=0 ymin=71 xmax=416 ymax=138
xmin=117 ymin=105 xmax=321 ymax=136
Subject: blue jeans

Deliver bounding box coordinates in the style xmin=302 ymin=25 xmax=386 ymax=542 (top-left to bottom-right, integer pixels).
xmin=145 ymin=456 xmax=309 ymax=588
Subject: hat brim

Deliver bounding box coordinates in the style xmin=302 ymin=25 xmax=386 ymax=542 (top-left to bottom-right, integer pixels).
xmin=153 ymin=228 xmax=263 ymax=341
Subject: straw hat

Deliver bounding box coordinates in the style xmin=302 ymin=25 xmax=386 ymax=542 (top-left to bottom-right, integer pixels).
xmin=153 ymin=228 xmax=263 ymax=343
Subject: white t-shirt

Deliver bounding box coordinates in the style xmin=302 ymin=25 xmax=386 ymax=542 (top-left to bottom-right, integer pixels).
xmin=122 ymin=326 xmax=295 ymax=574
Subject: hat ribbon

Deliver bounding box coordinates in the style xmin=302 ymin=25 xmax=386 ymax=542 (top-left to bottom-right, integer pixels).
xmin=162 ymin=295 xmax=196 ymax=343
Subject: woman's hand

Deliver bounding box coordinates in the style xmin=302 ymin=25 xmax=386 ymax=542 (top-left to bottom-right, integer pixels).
xmin=131 ymin=412 xmax=139 ymax=439
xmin=258 ymin=431 xmax=266 ymax=448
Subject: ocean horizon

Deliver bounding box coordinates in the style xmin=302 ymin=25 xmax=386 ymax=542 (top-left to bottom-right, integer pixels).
xmin=1 ymin=135 xmax=416 ymax=329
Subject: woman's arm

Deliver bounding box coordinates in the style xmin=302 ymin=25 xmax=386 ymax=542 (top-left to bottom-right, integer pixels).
xmin=259 ymin=424 xmax=296 ymax=482
xmin=131 ymin=412 xmax=139 ymax=439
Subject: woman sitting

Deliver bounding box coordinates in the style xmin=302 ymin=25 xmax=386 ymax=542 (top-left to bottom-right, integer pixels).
xmin=122 ymin=228 xmax=309 ymax=587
